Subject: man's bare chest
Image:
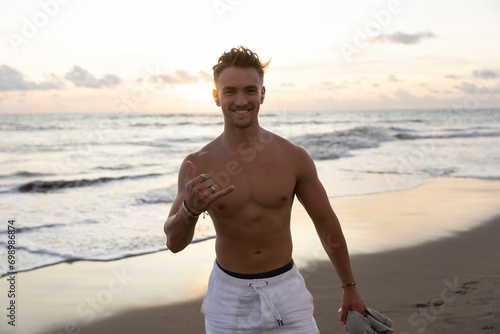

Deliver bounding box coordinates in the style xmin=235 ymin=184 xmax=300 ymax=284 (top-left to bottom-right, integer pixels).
xmin=200 ymin=152 xmax=296 ymax=210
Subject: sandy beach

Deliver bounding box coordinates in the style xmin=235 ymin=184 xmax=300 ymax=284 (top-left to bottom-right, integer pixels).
xmin=70 ymin=216 xmax=500 ymax=334
xmin=2 ymin=177 xmax=499 ymax=334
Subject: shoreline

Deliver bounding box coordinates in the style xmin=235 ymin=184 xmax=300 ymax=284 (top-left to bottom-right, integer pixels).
xmin=3 ymin=174 xmax=486 ymax=280
xmin=0 ymin=235 xmax=218 ymax=279
xmin=43 ymin=214 xmax=500 ymax=334
xmin=1 ymin=177 xmax=499 ymax=334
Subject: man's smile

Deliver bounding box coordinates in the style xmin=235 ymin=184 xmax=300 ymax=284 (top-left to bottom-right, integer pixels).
xmin=233 ymin=109 xmax=251 ymax=114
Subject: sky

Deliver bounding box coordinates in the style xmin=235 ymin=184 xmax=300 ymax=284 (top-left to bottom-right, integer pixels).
xmin=0 ymin=0 xmax=499 ymax=114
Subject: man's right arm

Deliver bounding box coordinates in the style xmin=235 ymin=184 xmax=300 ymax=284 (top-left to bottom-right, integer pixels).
xmin=164 ymin=159 xmax=235 ymax=253
xmin=164 ymin=159 xmax=199 ymax=253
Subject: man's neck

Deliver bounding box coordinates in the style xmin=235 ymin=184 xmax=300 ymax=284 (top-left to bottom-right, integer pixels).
xmin=221 ymin=123 xmax=264 ymax=151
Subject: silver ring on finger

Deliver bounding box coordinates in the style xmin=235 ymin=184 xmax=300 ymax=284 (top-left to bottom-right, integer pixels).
xmin=200 ymin=174 xmax=207 ymax=181
xmin=210 ymin=185 xmax=216 ymax=194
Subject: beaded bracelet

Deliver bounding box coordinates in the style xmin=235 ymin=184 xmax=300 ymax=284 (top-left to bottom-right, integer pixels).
xmin=341 ymin=282 xmax=357 ymax=288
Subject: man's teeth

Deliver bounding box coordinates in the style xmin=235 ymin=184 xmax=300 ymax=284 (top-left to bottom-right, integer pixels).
xmin=234 ymin=110 xmax=249 ymax=114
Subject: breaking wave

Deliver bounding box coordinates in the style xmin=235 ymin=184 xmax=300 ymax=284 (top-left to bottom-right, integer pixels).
xmin=14 ymin=173 xmax=162 ymax=193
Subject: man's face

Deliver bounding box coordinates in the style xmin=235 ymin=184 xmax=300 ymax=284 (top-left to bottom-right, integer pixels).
xmin=213 ymin=67 xmax=265 ymax=129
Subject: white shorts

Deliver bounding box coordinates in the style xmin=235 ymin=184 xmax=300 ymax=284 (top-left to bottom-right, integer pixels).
xmin=201 ymin=260 xmax=319 ymax=333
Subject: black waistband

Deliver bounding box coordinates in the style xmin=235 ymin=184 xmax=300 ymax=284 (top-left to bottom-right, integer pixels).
xmin=216 ymin=259 xmax=294 ymax=280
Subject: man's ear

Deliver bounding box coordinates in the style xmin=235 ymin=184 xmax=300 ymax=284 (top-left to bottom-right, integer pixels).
xmin=213 ymin=89 xmax=220 ymax=107
xmin=260 ymin=86 xmax=266 ymax=104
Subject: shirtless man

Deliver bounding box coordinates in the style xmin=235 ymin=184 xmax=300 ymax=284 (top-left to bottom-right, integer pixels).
xmin=164 ymin=46 xmax=366 ymax=333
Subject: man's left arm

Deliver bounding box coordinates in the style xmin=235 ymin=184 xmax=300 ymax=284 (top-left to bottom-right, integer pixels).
xmin=293 ymin=146 xmax=366 ymax=325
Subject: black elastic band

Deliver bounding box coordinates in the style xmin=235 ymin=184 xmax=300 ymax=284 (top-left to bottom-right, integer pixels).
xmin=216 ymin=259 xmax=294 ymax=279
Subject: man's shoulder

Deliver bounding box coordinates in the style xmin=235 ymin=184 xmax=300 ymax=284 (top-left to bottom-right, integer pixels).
xmin=270 ymin=133 xmax=310 ymax=157
xmin=184 ymin=137 xmax=222 ymax=161
xmin=198 ymin=136 xmax=223 ymax=154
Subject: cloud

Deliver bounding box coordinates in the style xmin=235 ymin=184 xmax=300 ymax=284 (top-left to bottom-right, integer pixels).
xmin=0 ymin=65 xmax=122 ymax=92
xmin=64 ymin=66 xmax=121 ymax=88
xmin=455 ymin=82 xmax=477 ymax=94
xmin=445 ymin=75 xmax=460 ymax=79
xmin=98 ymin=74 xmax=121 ymax=87
xmin=0 ymin=65 xmax=65 ymax=91
xmin=455 ymin=81 xmax=500 ymax=95
xmin=394 ymin=89 xmax=417 ymax=100
xmin=322 ymin=81 xmax=347 ymax=89
xmin=473 ymin=69 xmax=499 ymax=79
xmin=426 ymin=86 xmax=443 ymax=94
xmin=374 ymin=31 xmax=437 ymax=45
xmin=171 ymin=70 xmax=199 ymax=83
xmin=314 ymin=78 xmax=365 ymax=91
xmin=146 ymin=69 xmax=212 ymax=87
xmin=199 ymin=70 xmax=212 ymax=82
xmin=388 ymin=74 xmax=399 ymax=82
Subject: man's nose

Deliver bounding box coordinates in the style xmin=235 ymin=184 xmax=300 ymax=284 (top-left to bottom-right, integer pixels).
xmin=235 ymin=92 xmax=248 ymax=106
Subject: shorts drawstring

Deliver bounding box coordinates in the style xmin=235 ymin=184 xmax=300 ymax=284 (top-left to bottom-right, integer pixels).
xmin=249 ymin=282 xmax=284 ymax=326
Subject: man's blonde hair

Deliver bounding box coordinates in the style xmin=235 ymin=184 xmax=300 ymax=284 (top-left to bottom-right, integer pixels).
xmin=213 ymin=46 xmax=271 ymax=86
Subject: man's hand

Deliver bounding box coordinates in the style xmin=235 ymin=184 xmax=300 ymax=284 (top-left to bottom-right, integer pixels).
xmin=183 ymin=160 xmax=235 ymax=214
xmin=339 ymin=287 xmax=367 ymax=326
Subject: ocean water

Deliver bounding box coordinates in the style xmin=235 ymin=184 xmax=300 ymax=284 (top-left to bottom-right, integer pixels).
xmin=1 ymin=109 xmax=500 ymax=277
